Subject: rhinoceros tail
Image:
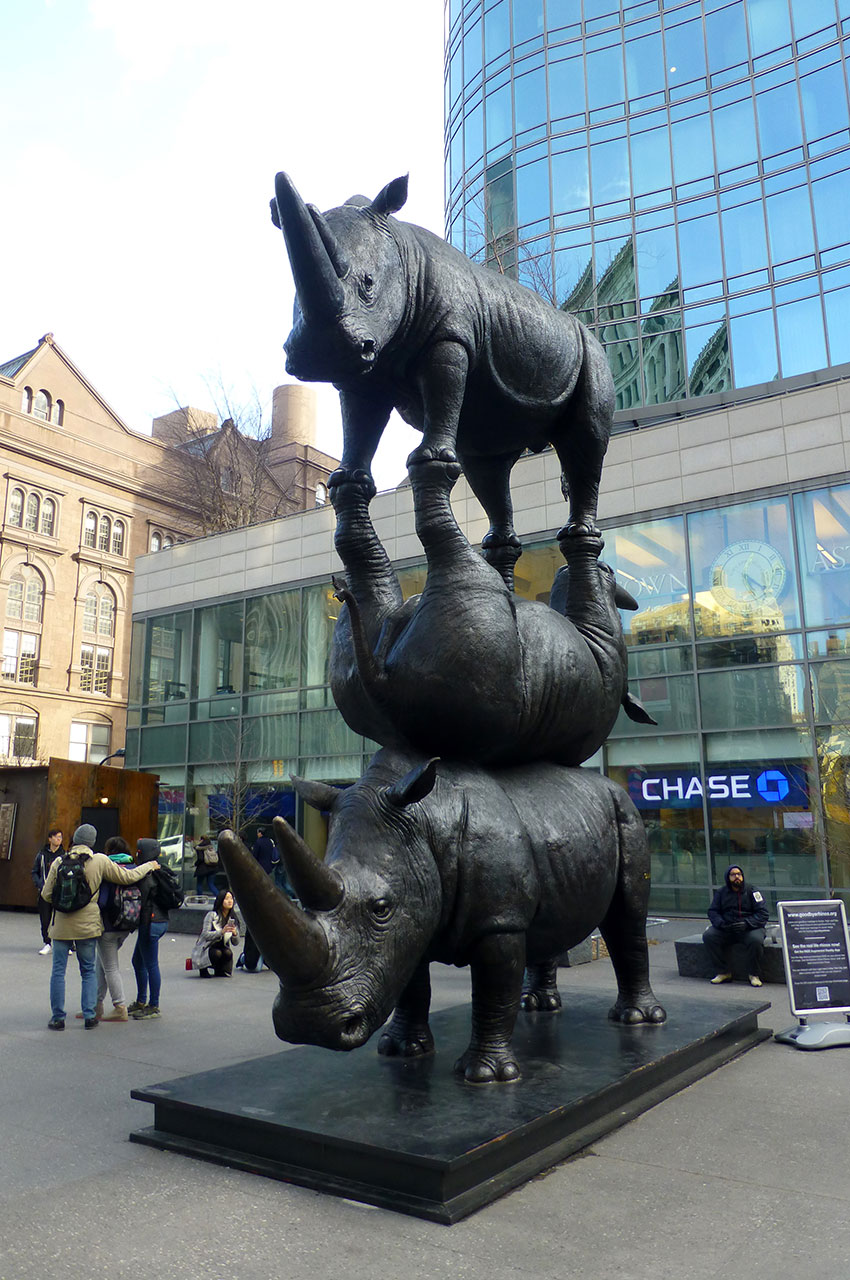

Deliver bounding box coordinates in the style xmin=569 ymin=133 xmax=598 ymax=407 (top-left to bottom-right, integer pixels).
xmin=332 ymin=577 xmax=390 ymax=703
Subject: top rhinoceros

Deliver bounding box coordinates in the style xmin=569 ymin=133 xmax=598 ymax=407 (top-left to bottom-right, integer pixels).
xmin=271 ymin=171 xmax=614 ymax=582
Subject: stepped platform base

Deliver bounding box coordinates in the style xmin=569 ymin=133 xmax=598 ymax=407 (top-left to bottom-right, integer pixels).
xmin=131 ymin=991 xmax=770 ymax=1224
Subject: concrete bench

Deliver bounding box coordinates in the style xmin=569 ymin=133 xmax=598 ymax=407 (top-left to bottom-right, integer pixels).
xmin=675 ymin=932 xmax=787 ymax=984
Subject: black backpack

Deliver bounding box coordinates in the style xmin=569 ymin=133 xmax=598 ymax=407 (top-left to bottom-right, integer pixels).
xmin=150 ymin=866 xmax=184 ymax=913
xmin=52 ymin=853 xmax=94 ymax=914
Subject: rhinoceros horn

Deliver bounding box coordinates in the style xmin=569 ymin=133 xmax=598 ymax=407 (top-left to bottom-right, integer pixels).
xmin=216 ymin=829 xmax=330 ymax=983
xmin=273 ymin=171 xmax=345 ymax=324
xmin=272 ymin=814 xmax=343 ymax=911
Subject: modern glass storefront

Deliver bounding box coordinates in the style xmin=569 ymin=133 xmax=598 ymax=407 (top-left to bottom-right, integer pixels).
xmin=445 ymin=0 xmax=850 ymax=410
xmin=128 ymin=478 xmax=850 ymax=915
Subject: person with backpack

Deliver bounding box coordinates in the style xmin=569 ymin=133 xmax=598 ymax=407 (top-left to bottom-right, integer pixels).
xmin=40 ymin=824 xmax=160 ymax=1031
xmin=91 ymin=836 xmax=142 ymax=1023
xmin=31 ymin=828 xmax=64 ymax=954
xmin=130 ymin=838 xmax=183 ymax=1020
xmin=193 ymin=835 xmax=221 ymax=897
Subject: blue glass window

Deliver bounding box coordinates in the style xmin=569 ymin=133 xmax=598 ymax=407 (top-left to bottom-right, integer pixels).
xmin=465 ymin=101 xmax=485 ymax=169
xmin=464 ymin=21 xmax=483 ymax=86
xmin=800 ymin=64 xmax=850 ymax=144
xmin=756 ymin=82 xmax=803 ymax=158
xmin=515 ymin=66 xmax=546 ymax=134
xmin=586 ymin=42 xmax=625 ymax=111
xmin=777 ymin=296 xmax=827 ymax=376
xmin=551 ymin=146 xmax=590 ymax=215
xmin=665 ymin=18 xmax=707 ymax=86
xmin=713 ymin=97 xmax=759 ymax=172
xmin=766 ymin=186 xmax=815 ymax=263
xmin=625 ymin=31 xmax=664 ymax=99
xmin=721 ymin=200 xmax=768 ymax=276
xmin=595 ymin=229 xmax=633 ymax=294
xmin=630 ymin=124 xmax=672 ymax=196
xmin=642 ymin=328 xmax=685 ymax=404
xmin=547 ymin=52 xmax=586 ymax=122
xmin=824 ymin=285 xmax=850 ymax=363
xmin=705 ymin=3 xmax=748 ymax=73
xmin=449 ymin=127 xmax=463 ymax=192
xmin=678 ymin=213 xmax=722 ymax=288
xmin=812 ymin=169 xmax=850 ymax=252
xmin=729 ymin=309 xmax=779 ymax=386
xmin=449 ymin=48 xmax=462 ymax=107
xmin=554 ymin=241 xmax=593 ymax=306
xmin=747 ymin=0 xmax=792 ymax=56
xmin=791 ymin=0 xmax=839 ymax=40
xmin=513 ymin=0 xmax=544 ymax=44
xmin=795 ymin=484 xmax=850 ymax=630
xmin=671 ymin=114 xmax=714 ymax=186
xmin=590 ymin=134 xmax=630 ymax=204
xmin=516 ymin=157 xmax=550 ymax=227
xmin=686 ymin=311 xmax=731 ymax=396
xmin=485 ymin=82 xmax=512 ymax=148
xmin=545 ymin=0 xmax=578 ymax=34
xmin=635 ymin=223 xmax=677 ymax=300
xmin=484 ymin=0 xmax=510 ymax=63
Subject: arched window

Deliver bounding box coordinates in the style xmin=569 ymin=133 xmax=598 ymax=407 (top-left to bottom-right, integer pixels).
xmin=6 ymin=579 xmax=23 ymax=620
xmin=97 ymin=515 xmax=111 ymax=552
xmin=315 ymin=482 xmax=328 ymax=507
xmin=24 ymin=493 xmax=40 ymax=532
xmin=33 ymin=390 xmax=50 ymax=421
xmin=24 ymin=576 xmax=43 ymax=625
xmin=83 ymin=592 xmax=98 ymax=634
xmin=83 ymin=511 xmax=97 ymax=548
xmin=51 ymin=399 xmax=64 ymax=425
xmin=150 ymin=532 xmax=162 ymax=552
xmin=8 ymin=489 xmax=23 ymax=527
xmin=40 ymin=498 xmax=56 ymax=537
xmin=98 ymin=592 xmax=115 ymax=638
xmin=162 ymin=536 xmax=173 ymax=549
xmin=111 ymin=520 xmax=125 ymax=556
xmin=21 ymin=388 xmax=33 ymax=414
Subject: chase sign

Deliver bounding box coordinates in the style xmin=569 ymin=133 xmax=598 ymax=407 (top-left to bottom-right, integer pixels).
xmin=628 ymin=764 xmax=809 ymax=810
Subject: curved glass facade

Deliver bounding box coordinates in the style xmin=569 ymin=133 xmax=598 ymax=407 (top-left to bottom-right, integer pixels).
xmin=445 ymin=0 xmax=850 ymax=410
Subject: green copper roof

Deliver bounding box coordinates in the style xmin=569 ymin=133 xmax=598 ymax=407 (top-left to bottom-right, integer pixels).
xmin=0 ymin=346 xmax=39 ymax=379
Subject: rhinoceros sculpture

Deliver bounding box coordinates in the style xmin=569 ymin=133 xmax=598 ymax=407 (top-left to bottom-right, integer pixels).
xmin=328 ymin=462 xmax=654 ymax=766
xmin=217 ymin=750 xmax=666 ymax=1084
xmin=271 ymin=170 xmax=614 ymax=581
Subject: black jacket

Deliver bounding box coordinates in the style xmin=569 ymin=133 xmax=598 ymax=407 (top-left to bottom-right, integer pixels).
xmin=31 ymin=843 xmax=64 ymax=891
xmin=708 ymin=866 xmax=769 ymax=931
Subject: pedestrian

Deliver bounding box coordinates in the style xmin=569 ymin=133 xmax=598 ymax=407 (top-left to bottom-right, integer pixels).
xmin=250 ymin=827 xmax=276 ymax=875
xmin=92 ymin=836 xmax=138 ymax=1023
xmin=32 ymin=828 xmax=64 ymax=954
xmin=40 ymin=824 xmax=159 ymax=1030
xmin=237 ymin=828 xmax=276 ymax=971
xmin=192 ymin=888 xmax=242 ymax=977
xmin=193 ymin=835 xmax=221 ymax=897
xmin=703 ymin=864 xmax=769 ymax=987
xmin=130 ymin=838 xmax=172 ymax=1020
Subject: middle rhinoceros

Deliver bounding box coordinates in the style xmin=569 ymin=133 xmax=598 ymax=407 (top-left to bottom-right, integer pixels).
xmin=217 ymin=749 xmax=666 ymax=1084
xmin=328 ymin=461 xmax=654 ymax=767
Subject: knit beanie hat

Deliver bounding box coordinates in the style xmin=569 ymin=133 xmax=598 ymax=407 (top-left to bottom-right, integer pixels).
xmin=137 ymin=837 xmax=161 ymax=861
xmin=72 ymin=824 xmax=97 ymax=848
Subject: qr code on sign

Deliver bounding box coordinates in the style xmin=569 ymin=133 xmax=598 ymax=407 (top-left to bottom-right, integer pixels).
xmin=816 ymin=986 xmax=830 ymax=1002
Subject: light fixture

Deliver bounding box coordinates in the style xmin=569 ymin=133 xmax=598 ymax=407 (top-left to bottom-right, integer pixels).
xmin=98 ymin=748 xmax=126 ymax=766
xmin=100 ymin=796 xmax=110 ymax=805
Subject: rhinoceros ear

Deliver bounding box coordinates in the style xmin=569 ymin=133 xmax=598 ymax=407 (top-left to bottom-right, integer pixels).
xmin=290 ymin=775 xmax=344 ymax=813
xmin=371 ymin=175 xmax=409 ymax=218
xmin=385 ymin=757 xmax=438 ymax=808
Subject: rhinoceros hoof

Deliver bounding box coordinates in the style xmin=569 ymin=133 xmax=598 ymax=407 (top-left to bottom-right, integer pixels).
xmin=407 ymin=445 xmax=459 ymax=468
xmin=377 ymin=1026 xmax=435 ymax=1058
xmin=454 ymin=1048 xmax=521 ymax=1084
xmin=608 ymin=1000 xmax=667 ymax=1025
xmin=482 ymin=530 xmax=522 ymax=551
xmin=520 ymin=988 xmax=562 ymax=1012
xmin=328 ymin=467 xmax=376 ymax=498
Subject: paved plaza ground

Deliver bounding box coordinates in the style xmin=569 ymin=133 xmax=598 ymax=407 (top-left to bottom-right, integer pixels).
xmin=1 ymin=909 xmax=848 ymax=1280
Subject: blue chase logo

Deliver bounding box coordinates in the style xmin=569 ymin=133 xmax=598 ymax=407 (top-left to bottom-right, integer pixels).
xmin=756 ymin=769 xmax=790 ymax=802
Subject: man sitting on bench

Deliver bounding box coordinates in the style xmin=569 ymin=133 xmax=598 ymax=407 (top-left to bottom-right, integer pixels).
xmin=704 ymin=865 xmax=769 ymax=987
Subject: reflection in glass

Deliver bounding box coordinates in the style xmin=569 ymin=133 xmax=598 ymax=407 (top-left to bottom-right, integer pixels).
xmin=586 ymin=43 xmax=625 ymax=112
xmin=713 ymin=98 xmax=759 ymax=172
xmin=700 ymin=665 xmax=807 ymax=729
xmin=630 ymin=125 xmax=672 ymax=197
xmin=244 ymin=591 xmax=300 ymax=693
xmin=824 ymin=286 xmax=850 ymax=364
xmin=665 ymin=17 xmax=706 ymax=86
xmin=705 ymin=2 xmax=748 ymax=73
xmin=590 ymin=134 xmax=630 ymax=206
xmin=793 ymin=484 xmax=850 ymax=629
xmin=548 ymin=52 xmax=586 ymax=123
xmin=642 ymin=324 xmax=685 ymax=404
xmin=747 ymin=0 xmax=792 ymax=57
xmin=192 ymin=603 xmax=243 ymax=700
xmin=515 ymin=66 xmax=545 ymax=136
xmin=766 ymin=185 xmax=814 ymax=265
xmin=817 ymin=726 xmax=850 ymax=890
xmin=777 ymin=295 xmax=827 ymax=378
xmin=551 ymin=146 xmax=589 ymax=217
xmin=484 ymin=0 xmax=509 ymax=63
xmin=671 ymin=113 xmax=713 ymax=186
xmin=485 ymin=82 xmax=512 ymax=148
xmin=603 ymin=515 xmax=690 ymax=644
xmin=729 ymin=308 xmax=778 ymax=386
xmin=625 ymin=32 xmax=664 ymax=100
xmin=634 ymin=223 xmax=677 ymax=302
xmin=800 ymin=63 xmax=849 ymax=144
xmin=146 ymin=613 xmax=193 ymax=704
xmin=686 ymin=315 xmax=731 ymax=397
xmin=697 ymin=634 xmax=803 ymax=669
xmin=301 ymin=584 xmax=337 ymax=691
xmin=722 ymin=201 xmax=768 ymax=277
xmin=811 ymin=169 xmax=850 ymax=253
xmin=756 ymin=82 xmax=802 ymax=158
xmin=516 ymin=157 xmax=549 ymax=227
xmin=678 ymin=214 xmax=722 ymax=289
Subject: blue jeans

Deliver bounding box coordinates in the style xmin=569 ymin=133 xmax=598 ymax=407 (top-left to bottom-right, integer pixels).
xmin=50 ymin=938 xmax=98 ymax=1022
xmin=132 ymin=920 xmax=168 ymax=1007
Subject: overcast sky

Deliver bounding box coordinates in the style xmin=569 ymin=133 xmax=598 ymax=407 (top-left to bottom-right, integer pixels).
xmin=1 ymin=0 xmax=446 ymax=489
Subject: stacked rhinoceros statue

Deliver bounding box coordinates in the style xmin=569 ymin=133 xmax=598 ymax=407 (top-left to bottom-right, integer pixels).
xmin=216 ymin=173 xmax=666 ymax=1084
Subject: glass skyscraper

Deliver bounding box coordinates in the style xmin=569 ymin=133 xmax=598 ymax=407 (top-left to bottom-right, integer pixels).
xmin=445 ymin=0 xmax=850 ymax=412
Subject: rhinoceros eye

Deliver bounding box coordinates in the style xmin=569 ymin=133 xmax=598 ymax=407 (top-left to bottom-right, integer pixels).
xmin=372 ymin=897 xmax=392 ymax=920
xmin=363 ymin=273 xmax=374 ymax=290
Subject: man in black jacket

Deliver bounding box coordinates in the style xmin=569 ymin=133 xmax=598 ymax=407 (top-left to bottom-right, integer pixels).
xmin=31 ymin=829 xmax=64 ymax=953
xmin=703 ymin=864 xmax=769 ymax=987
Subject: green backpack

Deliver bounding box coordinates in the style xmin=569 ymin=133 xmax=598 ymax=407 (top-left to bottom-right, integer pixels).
xmin=52 ymin=853 xmax=94 ymax=914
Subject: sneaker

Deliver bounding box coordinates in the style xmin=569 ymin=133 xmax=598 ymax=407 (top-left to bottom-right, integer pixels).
xmin=132 ymin=1005 xmax=160 ymax=1019
xmin=710 ymin=973 xmax=732 ymax=984
xmin=84 ymin=1018 xmax=98 ymax=1029
xmin=47 ymin=1018 xmax=65 ymax=1030
xmin=101 ymin=1005 xmax=129 ymax=1021
xmin=39 ymin=943 xmax=52 ymax=955
xmin=127 ymin=1000 xmax=145 ymax=1014
xmin=748 ymin=974 xmax=763 ymax=987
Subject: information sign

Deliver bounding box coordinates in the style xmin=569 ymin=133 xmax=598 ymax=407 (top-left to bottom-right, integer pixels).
xmin=778 ymin=900 xmax=850 ymax=1018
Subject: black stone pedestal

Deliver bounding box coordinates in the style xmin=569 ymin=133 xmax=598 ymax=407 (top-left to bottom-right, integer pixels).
xmin=131 ymin=993 xmax=769 ymax=1223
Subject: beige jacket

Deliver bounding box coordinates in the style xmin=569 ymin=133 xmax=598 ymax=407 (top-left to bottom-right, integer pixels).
xmin=42 ymin=846 xmax=158 ymax=941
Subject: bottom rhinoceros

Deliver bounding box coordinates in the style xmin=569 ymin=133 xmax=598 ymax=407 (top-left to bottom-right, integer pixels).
xmin=217 ymin=750 xmax=666 ymax=1083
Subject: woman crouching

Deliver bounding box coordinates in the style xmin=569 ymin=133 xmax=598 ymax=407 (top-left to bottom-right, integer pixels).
xmin=192 ymin=889 xmax=241 ymax=978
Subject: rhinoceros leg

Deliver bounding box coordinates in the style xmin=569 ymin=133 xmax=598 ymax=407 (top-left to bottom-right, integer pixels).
xmin=330 ymin=474 xmax=403 ymax=621
xmin=461 ymin=450 xmax=524 ymax=590
xmin=455 ymin=932 xmax=524 ymax=1084
xmin=520 ymin=960 xmax=562 ymax=1012
xmin=377 ymin=959 xmax=435 ymax=1059
xmin=553 ymin=328 xmax=613 ymax=539
xmin=600 ymin=785 xmax=667 ymax=1025
xmin=406 ymin=339 xmax=469 ymax=468
xmin=329 ymin=386 xmax=394 ymax=498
